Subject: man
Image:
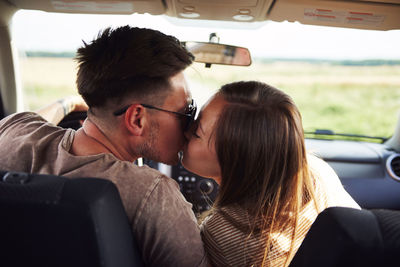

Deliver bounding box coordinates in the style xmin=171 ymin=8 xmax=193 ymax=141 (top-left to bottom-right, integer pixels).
xmin=0 ymin=26 xmax=207 ymax=266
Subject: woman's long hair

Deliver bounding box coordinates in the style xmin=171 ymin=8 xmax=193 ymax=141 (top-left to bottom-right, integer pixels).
xmin=214 ymin=81 xmax=316 ymax=266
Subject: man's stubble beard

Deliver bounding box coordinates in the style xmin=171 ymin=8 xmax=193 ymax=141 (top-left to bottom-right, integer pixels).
xmin=137 ymin=121 xmax=179 ymax=166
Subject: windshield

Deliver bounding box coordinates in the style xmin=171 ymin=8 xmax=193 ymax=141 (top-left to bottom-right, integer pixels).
xmin=12 ymin=10 xmax=400 ymax=140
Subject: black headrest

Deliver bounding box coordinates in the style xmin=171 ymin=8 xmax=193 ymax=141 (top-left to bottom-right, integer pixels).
xmin=290 ymin=207 xmax=399 ymax=267
xmin=0 ymin=170 xmax=143 ymax=267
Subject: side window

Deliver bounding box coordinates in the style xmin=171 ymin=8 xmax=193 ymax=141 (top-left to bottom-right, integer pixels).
xmin=18 ymin=54 xmax=78 ymax=110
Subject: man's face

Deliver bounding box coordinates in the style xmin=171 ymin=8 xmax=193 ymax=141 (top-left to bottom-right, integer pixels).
xmin=143 ymin=71 xmax=192 ymax=165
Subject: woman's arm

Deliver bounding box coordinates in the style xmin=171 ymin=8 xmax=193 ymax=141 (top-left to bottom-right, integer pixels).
xmin=35 ymin=96 xmax=88 ymax=125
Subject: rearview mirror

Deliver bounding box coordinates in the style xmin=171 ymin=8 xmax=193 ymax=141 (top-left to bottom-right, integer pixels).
xmin=183 ymin=41 xmax=252 ymax=67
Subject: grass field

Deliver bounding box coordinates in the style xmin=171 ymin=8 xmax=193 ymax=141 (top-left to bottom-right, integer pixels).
xmin=19 ymin=57 xmax=400 ymax=139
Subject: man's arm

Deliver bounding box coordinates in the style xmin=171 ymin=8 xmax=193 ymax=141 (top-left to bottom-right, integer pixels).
xmin=35 ymin=96 xmax=88 ymax=125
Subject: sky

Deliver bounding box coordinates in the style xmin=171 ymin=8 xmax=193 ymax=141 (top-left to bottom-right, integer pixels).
xmin=11 ymin=9 xmax=400 ymax=60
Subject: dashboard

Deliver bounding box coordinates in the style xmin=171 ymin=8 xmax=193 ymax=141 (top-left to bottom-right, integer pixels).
xmin=306 ymin=139 xmax=400 ymax=210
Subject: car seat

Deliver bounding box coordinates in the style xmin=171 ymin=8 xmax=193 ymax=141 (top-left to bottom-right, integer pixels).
xmin=0 ymin=170 xmax=143 ymax=267
xmin=290 ymin=207 xmax=400 ymax=267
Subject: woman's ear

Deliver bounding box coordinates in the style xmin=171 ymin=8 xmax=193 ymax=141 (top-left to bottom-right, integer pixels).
xmin=124 ymin=104 xmax=147 ymax=136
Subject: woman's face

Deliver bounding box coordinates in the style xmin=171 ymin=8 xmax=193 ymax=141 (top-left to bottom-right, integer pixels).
xmin=182 ymin=94 xmax=226 ymax=183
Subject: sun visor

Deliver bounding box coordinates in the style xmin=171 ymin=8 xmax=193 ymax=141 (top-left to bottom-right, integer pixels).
xmin=268 ymin=0 xmax=400 ymax=30
xmin=7 ymin=0 xmax=166 ymax=15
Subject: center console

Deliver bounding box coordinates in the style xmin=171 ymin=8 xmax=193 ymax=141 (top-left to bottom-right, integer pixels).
xmin=143 ymin=159 xmax=219 ymax=217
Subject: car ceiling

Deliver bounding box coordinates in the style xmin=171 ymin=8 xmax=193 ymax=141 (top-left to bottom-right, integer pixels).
xmin=4 ymin=0 xmax=400 ymax=30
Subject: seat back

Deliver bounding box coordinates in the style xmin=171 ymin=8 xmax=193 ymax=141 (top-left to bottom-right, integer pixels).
xmin=290 ymin=207 xmax=399 ymax=267
xmin=0 ymin=170 xmax=143 ymax=267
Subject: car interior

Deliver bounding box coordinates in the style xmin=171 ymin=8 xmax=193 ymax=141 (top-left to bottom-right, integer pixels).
xmin=0 ymin=0 xmax=400 ymax=266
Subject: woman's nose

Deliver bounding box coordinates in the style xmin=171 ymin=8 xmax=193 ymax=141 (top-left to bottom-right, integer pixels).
xmin=184 ymin=128 xmax=192 ymax=140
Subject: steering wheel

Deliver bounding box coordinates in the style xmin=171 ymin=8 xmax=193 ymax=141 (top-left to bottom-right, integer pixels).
xmin=57 ymin=111 xmax=87 ymax=130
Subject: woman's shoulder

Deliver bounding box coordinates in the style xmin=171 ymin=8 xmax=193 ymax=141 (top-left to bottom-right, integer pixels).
xmin=307 ymin=153 xmax=337 ymax=176
xmin=200 ymin=204 xmax=267 ymax=267
xmin=307 ymin=152 xmax=345 ymax=190
xmin=306 ymin=153 xmax=360 ymax=209
xmin=201 ymin=204 xmax=256 ymax=234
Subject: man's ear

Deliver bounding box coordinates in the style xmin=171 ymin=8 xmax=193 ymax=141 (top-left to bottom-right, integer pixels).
xmin=124 ymin=104 xmax=147 ymax=136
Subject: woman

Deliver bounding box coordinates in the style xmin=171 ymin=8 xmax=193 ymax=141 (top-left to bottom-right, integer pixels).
xmin=182 ymin=81 xmax=359 ymax=267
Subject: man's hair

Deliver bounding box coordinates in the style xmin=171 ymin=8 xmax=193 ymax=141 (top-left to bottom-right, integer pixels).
xmin=75 ymin=26 xmax=194 ymax=108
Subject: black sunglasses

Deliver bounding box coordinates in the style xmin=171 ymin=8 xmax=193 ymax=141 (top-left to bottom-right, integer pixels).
xmin=113 ymin=99 xmax=197 ymax=131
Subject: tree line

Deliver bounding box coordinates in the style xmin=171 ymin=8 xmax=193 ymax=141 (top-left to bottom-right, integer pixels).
xmin=25 ymin=51 xmax=400 ymax=66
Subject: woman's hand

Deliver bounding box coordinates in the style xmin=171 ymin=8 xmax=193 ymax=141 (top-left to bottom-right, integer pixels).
xmin=60 ymin=95 xmax=89 ymax=114
xmin=36 ymin=95 xmax=88 ymax=125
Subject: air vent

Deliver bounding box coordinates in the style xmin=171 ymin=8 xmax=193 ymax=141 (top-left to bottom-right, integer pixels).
xmin=386 ymin=154 xmax=400 ymax=181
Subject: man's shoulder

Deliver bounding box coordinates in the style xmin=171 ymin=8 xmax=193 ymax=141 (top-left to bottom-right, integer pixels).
xmin=0 ymin=112 xmax=67 ymax=172
xmin=66 ymin=157 xmax=170 ymax=187
xmin=0 ymin=112 xmax=45 ymax=126
xmin=0 ymin=112 xmax=54 ymax=137
xmin=103 ymin=161 xmax=173 ymax=185
xmin=76 ymin=159 xmax=179 ymax=200
xmin=112 ymin=163 xmax=181 ymax=201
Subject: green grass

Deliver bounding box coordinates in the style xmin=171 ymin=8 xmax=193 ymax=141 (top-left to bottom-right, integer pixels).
xmin=186 ymin=62 xmax=400 ymax=139
xmin=24 ymin=85 xmax=78 ymax=111
xmin=283 ymin=83 xmax=400 ymax=139
xmin=20 ymin=58 xmax=400 ymax=139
